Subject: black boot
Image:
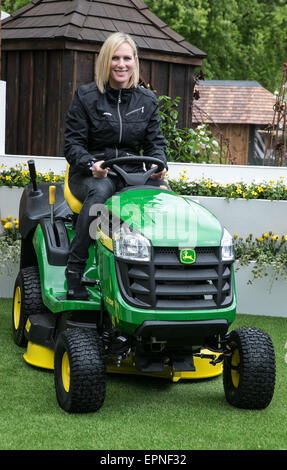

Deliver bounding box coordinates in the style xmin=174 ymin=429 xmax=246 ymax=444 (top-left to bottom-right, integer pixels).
xmin=65 ymin=269 xmax=89 ymax=301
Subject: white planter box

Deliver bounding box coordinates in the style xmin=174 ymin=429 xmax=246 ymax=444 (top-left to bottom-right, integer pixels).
xmin=234 ymin=261 xmax=287 ymax=317
xmin=1 ymin=187 xmax=286 ymax=239
xmin=0 ymin=262 xmax=19 ymax=298
xmin=189 ymin=196 xmax=287 ymax=239
xmin=0 ymin=186 xmax=24 ymax=220
xmin=1 ymin=156 xmax=287 ymax=184
xmin=167 ymin=161 xmax=287 ymax=185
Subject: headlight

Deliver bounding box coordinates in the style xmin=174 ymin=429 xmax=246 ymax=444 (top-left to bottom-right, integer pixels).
xmin=113 ymin=223 xmax=151 ymax=261
xmin=221 ymin=228 xmax=234 ymax=261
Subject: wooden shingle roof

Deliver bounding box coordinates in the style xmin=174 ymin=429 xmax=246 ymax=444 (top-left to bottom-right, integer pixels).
xmin=192 ymin=80 xmax=275 ymax=125
xmin=1 ymin=0 xmax=206 ymax=63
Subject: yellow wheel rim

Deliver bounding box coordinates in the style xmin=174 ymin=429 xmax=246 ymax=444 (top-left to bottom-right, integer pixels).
xmin=62 ymin=352 xmax=70 ymax=393
xmin=231 ymin=347 xmax=240 ymax=388
xmin=13 ymin=286 xmax=21 ymax=331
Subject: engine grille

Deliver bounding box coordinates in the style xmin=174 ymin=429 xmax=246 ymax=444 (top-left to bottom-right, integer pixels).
xmin=115 ymin=246 xmax=233 ymax=310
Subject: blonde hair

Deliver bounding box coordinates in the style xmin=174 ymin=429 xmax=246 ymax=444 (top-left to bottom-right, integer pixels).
xmin=95 ymin=32 xmax=139 ymax=93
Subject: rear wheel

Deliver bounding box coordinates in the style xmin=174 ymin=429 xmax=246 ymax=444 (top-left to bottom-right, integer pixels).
xmin=54 ymin=328 xmax=106 ymax=413
xmin=12 ymin=266 xmax=46 ymax=347
xmin=223 ymin=327 xmax=276 ymax=409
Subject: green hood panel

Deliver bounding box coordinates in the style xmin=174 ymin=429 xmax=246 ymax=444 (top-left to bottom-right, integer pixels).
xmin=105 ymin=189 xmax=222 ymax=247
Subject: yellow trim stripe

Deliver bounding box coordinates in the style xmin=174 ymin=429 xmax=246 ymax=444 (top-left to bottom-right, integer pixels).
xmin=98 ymin=227 xmax=113 ymax=251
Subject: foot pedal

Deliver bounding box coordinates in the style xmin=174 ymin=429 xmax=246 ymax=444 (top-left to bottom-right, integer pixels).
xmin=67 ymin=289 xmax=89 ymax=301
xmin=81 ymin=277 xmax=99 ymax=287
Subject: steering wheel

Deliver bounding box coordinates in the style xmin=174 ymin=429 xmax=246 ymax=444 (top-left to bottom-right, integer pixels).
xmin=101 ymin=155 xmax=167 ymax=187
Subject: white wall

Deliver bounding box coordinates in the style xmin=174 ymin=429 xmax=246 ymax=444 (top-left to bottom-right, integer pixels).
xmin=1 ymin=156 xmax=287 ymax=185
xmin=0 ymin=154 xmax=66 ymax=174
xmin=167 ymin=161 xmax=287 ymax=185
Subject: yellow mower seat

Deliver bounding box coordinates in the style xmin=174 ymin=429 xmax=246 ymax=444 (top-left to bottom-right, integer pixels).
xmin=64 ymin=164 xmax=83 ymax=214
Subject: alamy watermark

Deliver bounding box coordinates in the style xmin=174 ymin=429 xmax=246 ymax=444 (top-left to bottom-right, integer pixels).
xmin=88 ymin=200 xmax=199 ymax=245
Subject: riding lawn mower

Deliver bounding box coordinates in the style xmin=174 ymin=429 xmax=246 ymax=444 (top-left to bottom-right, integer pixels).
xmin=11 ymin=157 xmax=276 ymax=413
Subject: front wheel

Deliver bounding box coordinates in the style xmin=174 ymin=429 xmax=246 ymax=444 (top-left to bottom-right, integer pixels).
xmin=54 ymin=328 xmax=106 ymax=413
xmin=223 ymin=327 xmax=276 ymax=409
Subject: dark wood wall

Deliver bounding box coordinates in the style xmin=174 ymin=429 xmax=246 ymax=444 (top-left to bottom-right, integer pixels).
xmin=1 ymin=47 xmax=195 ymax=157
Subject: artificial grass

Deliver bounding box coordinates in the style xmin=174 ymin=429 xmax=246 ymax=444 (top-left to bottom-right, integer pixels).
xmin=0 ymin=297 xmax=287 ymax=450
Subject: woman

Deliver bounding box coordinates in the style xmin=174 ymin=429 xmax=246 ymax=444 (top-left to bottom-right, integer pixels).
xmin=64 ymin=32 xmax=168 ymax=300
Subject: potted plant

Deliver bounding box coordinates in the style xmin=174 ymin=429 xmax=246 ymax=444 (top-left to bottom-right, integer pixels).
xmin=234 ymin=232 xmax=287 ymax=286
xmin=233 ymin=232 xmax=287 ymax=317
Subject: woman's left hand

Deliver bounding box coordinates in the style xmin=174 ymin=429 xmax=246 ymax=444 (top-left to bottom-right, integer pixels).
xmin=149 ymin=164 xmax=167 ymax=180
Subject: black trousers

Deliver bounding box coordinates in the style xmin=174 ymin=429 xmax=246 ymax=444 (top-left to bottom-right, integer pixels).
xmin=67 ymin=172 xmax=169 ymax=272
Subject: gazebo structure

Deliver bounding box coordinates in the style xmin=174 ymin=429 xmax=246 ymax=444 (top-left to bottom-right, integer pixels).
xmin=0 ymin=0 xmax=206 ymax=157
xmin=192 ymin=80 xmax=275 ymax=165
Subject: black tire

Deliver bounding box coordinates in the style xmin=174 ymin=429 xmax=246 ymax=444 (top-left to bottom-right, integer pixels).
xmin=223 ymin=327 xmax=276 ymax=409
xmin=54 ymin=328 xmax=106 ymax=413
xmin=12 ymin=266 xmax=46 ymax=347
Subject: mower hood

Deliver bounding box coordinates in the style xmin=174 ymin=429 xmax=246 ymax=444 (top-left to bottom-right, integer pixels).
xmin=105 ymin=189 xmax=223 ymax=247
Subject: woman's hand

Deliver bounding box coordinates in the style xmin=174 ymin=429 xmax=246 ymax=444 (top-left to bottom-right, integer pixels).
xmin=91 ymin=160 xmax=109 ymax=178
xmin=149 ymin=164 xmax=167 ymax=181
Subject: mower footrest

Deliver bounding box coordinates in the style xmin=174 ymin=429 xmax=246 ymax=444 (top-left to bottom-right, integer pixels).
xmin=172 ymin=354 xmax=195 ymax=372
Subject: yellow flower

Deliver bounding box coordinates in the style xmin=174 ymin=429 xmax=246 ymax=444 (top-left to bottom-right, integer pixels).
xmin=4 ymin=222 xmax=13 ymax=229
xmin=263 ymin=233 xmax=269 ymax=239
xmin=282 ymin=235 xmax=287 ymax=242
xmin=1 ymin=218 xmax=7 ymax=225
xmin=7 ymin=216 xmax=12 ymax=221
xmin=251 ymin=191 xmax=257 ymax=196
xmin=5 ymin=176 xmax=12 ymax=181
xmin=257 ymin=237 xmax=263 ymax=242
xmin=236 ymin=188 xmax=242 ymax=194
xmin=233 ymin=234 xmax=238 ymax=240
xmin=271 ymin=235 xmax=280 ymax=241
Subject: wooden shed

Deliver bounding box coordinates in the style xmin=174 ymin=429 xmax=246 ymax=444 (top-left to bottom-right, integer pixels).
xmin=192 ymin=80 xmax=275 ymax=165
xmin=0 ymin=0 xmax=206 ymax=158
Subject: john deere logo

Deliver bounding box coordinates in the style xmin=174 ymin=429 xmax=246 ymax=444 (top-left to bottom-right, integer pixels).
xmin=180 ymin=249 xmax=196 ymax=264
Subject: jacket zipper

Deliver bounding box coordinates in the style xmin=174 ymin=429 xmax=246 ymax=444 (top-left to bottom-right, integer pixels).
xmin=126 ymin=106 xmax=145 ymax=116
xmin=118 ymin=89 xmax=122 ymax=144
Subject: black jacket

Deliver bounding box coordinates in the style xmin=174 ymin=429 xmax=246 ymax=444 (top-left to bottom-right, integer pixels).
xmin=64 ymin=82 xmax=167 ymax=177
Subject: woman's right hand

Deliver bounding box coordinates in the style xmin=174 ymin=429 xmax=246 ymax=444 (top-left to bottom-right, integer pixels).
xmin=91 ymin=160 xmax=109 ymax=178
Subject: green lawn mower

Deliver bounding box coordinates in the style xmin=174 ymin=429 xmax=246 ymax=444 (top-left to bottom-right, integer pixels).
xmin=12 ymin=157 xmax=276 ymax=413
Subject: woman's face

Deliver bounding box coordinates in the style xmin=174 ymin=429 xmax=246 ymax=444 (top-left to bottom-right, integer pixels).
xmin=109 ymin=42 xmax=137 ymax=89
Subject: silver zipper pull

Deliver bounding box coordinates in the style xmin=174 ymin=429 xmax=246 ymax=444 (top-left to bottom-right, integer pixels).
xmin=118 ymin=90 xmax=122 ymax=104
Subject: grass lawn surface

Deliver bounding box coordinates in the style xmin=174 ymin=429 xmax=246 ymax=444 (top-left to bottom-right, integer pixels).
xmin=0 ymin=298 xmax=286 ymax=451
